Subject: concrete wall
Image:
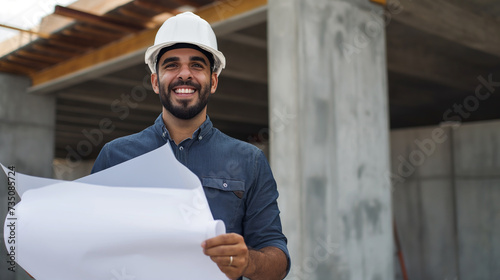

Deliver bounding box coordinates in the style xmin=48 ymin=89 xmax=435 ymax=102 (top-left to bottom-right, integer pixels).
xmin=453 ymin=121 xmax=500 ymax=280
xmin=0 ymin=73 xmax=56 ymax=280
xmin=391 ymin=120 xmax=500 ymax=280
xmin=0 ymin=74 xmax=55 ymax=177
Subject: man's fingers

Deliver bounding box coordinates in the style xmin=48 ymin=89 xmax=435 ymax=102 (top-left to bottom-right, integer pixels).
xmin=212 ymin=256 xmax=248 ymax=280
xmin=210 ymin=255 xmax=247 ymax=267
xmin=202 ymin=233 xmax=250 ymax=279
xmin=210 ymin=255 xmax=233 ymax=266
xmin=203 ymin=233 xmax=242 ymax=249
xmin=202 ymin=233 xmax=247 ymax=256
xmin=204 ymin=244 xmax=242 ymax=256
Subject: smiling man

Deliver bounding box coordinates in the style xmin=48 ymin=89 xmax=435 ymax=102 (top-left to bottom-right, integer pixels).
xmin=153 ymin=45 xmax=217 ymax=143
xmin=91 ymin=12 xmax=289 ymax=280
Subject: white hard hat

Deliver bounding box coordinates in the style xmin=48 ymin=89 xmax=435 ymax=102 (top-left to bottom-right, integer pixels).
xmin=145 ymin=12 xmax=226 ymax=75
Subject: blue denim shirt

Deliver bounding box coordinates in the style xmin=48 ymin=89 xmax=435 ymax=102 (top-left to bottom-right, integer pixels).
xmin=92 ymin=114 xmax=290 ymax=274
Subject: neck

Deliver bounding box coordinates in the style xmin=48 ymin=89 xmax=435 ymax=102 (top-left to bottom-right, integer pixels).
xmin=162 ymin=108 xmax=207 ymax=145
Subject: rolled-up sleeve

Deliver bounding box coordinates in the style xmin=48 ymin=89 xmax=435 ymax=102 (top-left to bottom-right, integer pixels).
xmin=91 ymin=143 xmax=110 ymax=174
xmin=243 ymin=150 xmax=290 ymax=274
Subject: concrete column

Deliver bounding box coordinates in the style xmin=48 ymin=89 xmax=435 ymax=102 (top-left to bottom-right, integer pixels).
xmin=268 ymin=0 xmax=393 ymax=279
xmin=0 ymin=73 xmax=56 ymax=280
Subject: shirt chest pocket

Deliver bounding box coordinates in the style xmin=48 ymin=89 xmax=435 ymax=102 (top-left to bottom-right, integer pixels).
xmin=201 ymin=177 xmax=245 ymax=232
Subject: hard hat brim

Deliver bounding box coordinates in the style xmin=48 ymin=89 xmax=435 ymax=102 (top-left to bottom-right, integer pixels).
xmin=145 ymin=41 xmax=226 ymax=75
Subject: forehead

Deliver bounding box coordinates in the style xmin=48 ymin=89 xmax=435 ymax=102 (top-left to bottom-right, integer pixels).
xmin=158 ymin=48 xmax=208 ymax=63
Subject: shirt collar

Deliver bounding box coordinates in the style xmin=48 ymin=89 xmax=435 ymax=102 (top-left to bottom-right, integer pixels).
xmin=154 ymin=113 xmax=214 ymax=142
xmin=195 ymin=115 xmax=214 ymax=140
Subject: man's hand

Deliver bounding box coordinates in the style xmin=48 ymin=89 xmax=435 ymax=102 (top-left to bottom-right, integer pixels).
xmin=202 ymin=233 xmax=249 ymax=280
xmin=202 ymin=233 xmax=288 ymax=280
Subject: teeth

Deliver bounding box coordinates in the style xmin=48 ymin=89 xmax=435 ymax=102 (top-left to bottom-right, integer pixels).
xmin=175 ymin=88 xmax=195 ymax=94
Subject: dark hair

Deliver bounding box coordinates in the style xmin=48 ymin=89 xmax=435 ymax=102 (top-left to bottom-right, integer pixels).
xmin=156 ymin=43 xmax=215 ymax=74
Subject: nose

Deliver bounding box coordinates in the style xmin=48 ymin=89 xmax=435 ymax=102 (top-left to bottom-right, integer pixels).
xmin=177 ymin=64 xmax=192 ymax=80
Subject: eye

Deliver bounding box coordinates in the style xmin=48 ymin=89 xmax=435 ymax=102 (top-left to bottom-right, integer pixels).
xmin=164 ymin=63 xmax=177 ymax=69
xmin=192 ymin=63 xmax=204 ymax=69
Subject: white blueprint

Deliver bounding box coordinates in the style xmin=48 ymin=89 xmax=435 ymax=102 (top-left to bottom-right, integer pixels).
xmin=2 ymin=143 xmax=227 ymax=280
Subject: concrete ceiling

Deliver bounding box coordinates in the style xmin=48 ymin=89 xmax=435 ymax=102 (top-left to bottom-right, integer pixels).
xmin=386 ymin=0 xmax=500 ymax=129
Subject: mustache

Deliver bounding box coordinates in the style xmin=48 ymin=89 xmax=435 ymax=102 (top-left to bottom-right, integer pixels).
xmin=168 ymin=80 xmax=201 ymax=91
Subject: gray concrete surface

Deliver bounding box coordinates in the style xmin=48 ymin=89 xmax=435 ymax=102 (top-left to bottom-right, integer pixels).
xmin=391 ymin=126 xmax=458 ymax=280
xmin=268 ymin=0 xmax=393 ymax=279
xmin=391 ymin=120 xmax=500 ymax=280
xmin=52 ymin=158 xmax=95 ymax=180
xmin=0 ymin=73 xmax=56 ymax=280
xmin=453 ymin=121 xmax=500 ymax=280
xmin=0 ymin=73 xmax=55 ymax=176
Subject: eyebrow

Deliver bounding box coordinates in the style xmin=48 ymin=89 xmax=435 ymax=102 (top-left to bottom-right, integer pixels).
xmin=161 ymin=57 xmax=179 ymax=66
xmin=161 ymin=56 xmax=208 ymax=67
xmin=190 ymin=56 xmax=208 ymax=66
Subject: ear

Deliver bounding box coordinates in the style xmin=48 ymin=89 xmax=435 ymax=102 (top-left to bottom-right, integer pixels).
xmin=151 ymin=73 xmax=160 ymax=94
xmin=210 ymin=72 xmax=218 ymax=94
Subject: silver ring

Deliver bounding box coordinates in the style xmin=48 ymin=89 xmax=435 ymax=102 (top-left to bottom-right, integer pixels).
xmin=228 ymin=255 xmax=233 ymax=266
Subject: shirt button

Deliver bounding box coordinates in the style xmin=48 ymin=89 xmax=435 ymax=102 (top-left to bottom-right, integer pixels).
xmin=198 ymin=135 xmax=203 ymax=140
xmin=179 ymin=146 xmax=184 ymax=151
xmin=222 ymin=182 xmax=228 ymax=188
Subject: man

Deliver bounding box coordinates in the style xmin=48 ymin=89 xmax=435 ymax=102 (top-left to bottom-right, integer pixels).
xmin=91 ymin=12 xmax=289 ymax=280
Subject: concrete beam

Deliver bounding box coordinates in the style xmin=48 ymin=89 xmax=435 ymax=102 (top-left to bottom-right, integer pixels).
xmin=391 ymin=0 xmax=500 ymax=58
xmin=386 ymin=21 xmax=483 ymax=91
xmin=0 ymin=0 xmax=133 ymax=58
xmin=200 ymin=2 xmax=267 ymax=36
xmin=221 ymin=33 xmax=267 ymax=49
xmin=28 ymin=0 xmax=268 ymax=94
xmin=219 ymin=38 xmax=268 ymax=83
xmin=57 ymin=115 xmax=147 ymax=132
xmin=57 ymin=103 xmax=156 ymax=123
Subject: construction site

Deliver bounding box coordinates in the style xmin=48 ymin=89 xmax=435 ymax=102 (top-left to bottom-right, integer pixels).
xmin=0 ymin=0 xmax=499 ymax=279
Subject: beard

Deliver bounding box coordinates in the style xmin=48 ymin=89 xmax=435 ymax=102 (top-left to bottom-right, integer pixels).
xmin=158 ymin=79 xmax=211 ymax=120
